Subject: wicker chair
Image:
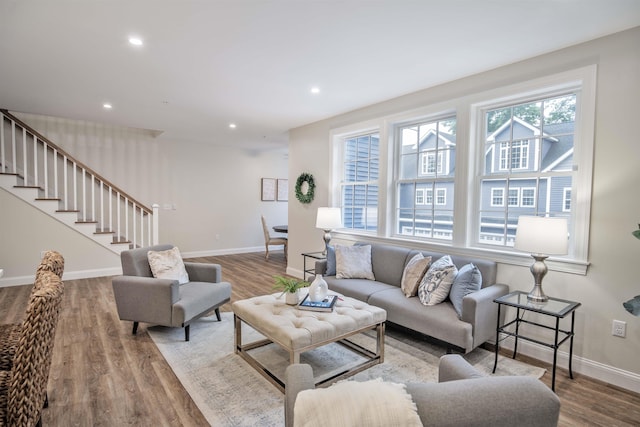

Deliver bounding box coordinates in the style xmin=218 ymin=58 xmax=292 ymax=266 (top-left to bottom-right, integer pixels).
xmin=0 ymin=251 xmax=64 ymax=372
xmin=0 ymin=271 xmax=65 ymax=427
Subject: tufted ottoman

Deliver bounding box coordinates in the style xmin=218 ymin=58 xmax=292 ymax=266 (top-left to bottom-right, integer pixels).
xmin=232 ymin=293 xmax=386 ymax=392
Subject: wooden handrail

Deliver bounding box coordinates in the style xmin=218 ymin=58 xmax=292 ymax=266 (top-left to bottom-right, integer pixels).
xmin=1 ymin=109 xmax=152 ymax=214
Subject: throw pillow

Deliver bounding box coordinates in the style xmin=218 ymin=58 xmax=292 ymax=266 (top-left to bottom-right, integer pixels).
xmin=293 ymin=378 xmax=423 ymax=427
xmin=449 ymin=263 xmax=482 ymax=318
xmin=401 ymin=253 xmax=432 ymax=298
xmin=325 ymin=245 xmax=336 ymax=276
xmin=335 ymin=245 xmax=375 ymax=280
xmin=147 ymin=246 xmax=189 ymax=285
xmin=418 ymin=255 xmax=458 ymax=306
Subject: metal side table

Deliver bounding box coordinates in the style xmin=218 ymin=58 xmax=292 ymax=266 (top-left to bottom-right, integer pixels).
xmin=493 ymin=291 xmax=581 ymax=391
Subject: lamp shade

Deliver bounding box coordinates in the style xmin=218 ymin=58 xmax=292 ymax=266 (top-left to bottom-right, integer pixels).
xmin=514 ymin=216 xmax=568 ymax=255
xmin=316 ymin=207 xmax=342 ymax=230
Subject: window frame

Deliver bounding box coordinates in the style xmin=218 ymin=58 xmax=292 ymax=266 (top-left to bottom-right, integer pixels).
xmin=328 ymin=66 xmax=595 ymax=275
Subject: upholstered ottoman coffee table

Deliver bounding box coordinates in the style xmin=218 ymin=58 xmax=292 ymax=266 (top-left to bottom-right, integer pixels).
xmin=232 ymin=293 xmax=386 ymax=392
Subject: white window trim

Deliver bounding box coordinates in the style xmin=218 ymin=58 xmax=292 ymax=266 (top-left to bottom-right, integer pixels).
xmin=435 ymin=188 xmax=446 ymax=205
xmin=507 ymin=187 xmax=520 ymax=207
xmin=416 ymin=188 xmax=425 ymax=205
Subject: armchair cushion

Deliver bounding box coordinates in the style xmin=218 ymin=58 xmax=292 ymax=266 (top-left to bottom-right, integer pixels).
xmin=148 ymin=246 xmax=189 ymax=284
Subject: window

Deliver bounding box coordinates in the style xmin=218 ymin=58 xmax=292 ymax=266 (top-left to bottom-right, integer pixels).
xmin=563 ymin=188 xmax=572 ymax=212
xmin=521 ymin=187 xmax=536 ymax=207
xmin=491 ymin=188 xmax=504 ymax=206
xmin=500 ymin=140 xmax=530 ymax=170
xmin=508 ymin=188 xmax=520 ymax=207
xmin=421 ymin=151 xmax=443 ymax=175
xmin=396 ymin=116 xmax=455 ymax=240
xmin=341 ymin=132 xmax=379 ymax=231
xmin=330 ymin=66 xmax=595 ymax=273
xmin=478 ymin=92 xmax=576 ymax=247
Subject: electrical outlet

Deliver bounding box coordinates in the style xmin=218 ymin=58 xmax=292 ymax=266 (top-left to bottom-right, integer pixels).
xmin=612 ymin=320 xmax=626 ymax=338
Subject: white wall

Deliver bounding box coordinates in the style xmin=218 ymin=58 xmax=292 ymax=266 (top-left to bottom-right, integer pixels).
xmin=0 ymin=114 xmax=288 ymax=283
xmin=287 ymin=27 xmax=640 ymax=390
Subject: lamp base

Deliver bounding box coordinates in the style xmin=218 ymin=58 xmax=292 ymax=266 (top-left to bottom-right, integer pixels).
xmin=527 ymin=284 xmax=549 ymax=303
xmin=322 ymin=230 xmax=331 ymax=256
xmin=527 ymin=254 xmax=550 ymax=303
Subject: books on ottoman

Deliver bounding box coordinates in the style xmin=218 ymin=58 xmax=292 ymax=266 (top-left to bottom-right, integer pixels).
xmin=298 ymin=294 xmax=338 ymax=312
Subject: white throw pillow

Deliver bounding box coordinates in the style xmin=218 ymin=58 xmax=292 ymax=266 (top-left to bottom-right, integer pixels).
xmin=335 ymin=245 xmax=375 ymax=280
xmin=147 ymin=247 xmax=189 ymax=285
xmin=418 ymin=255 xmax=458 ymax=306
xmin=401 ymin=253 xmax=432 ymax=298
xmin=294 ymin=378 xmax=423 ymax=427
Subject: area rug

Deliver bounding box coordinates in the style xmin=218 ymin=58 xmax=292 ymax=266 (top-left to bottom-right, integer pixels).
xmin=148 ymin=313 xmax=545 ymax=427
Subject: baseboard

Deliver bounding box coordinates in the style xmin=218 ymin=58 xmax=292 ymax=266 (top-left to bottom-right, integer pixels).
xmin=181 ymin=246 xmax=265 ymax=258
xmin=499 ymin=336 xmax=640 ymax=394
xmin=0 ymin=266 xmax=122 ymax=288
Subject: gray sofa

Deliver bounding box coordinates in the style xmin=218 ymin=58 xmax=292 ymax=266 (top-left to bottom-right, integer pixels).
xmin=285 ymin=355 xmax=560 ymax=427
xmin=315 ymin=242 xmax=509 ymax=353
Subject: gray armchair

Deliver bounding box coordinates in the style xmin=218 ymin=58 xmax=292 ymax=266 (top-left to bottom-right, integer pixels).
xmin=285 ymin=354 xmax=560 ymax=427
xmin=112 ymin=244 xmax=232 ymax=341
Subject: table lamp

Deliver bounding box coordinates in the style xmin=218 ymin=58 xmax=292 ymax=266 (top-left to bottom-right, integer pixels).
xmin=514 ymin=216 xmax=568 ymax=302
xmin=316 ymin=207 xmax=342 ymax=255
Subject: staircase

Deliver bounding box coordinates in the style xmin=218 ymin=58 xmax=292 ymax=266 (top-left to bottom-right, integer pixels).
xmin=0 ymin=109 xmax=158 ymax=254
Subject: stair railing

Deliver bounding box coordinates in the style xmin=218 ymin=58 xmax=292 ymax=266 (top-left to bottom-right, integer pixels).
xmin=0 ymin=109 xmax=158 ymax=249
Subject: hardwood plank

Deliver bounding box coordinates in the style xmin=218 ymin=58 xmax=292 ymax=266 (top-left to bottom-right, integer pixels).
xmin=1 ymin=249 xmax=639 ymax=426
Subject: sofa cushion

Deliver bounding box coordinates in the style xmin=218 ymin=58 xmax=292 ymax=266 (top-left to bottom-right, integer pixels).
xmin=401 ymin=254 xmax=432 ymax=298
xmin=360 ymin=243 xmax=414 ymax=287
xmin=449 ymin=263 xmax=482 ymax=318
xmin=336 ymin=245 xmax=375 ymax=280
xmin=147 ymin=246 xmax=189 ymax=285
xmin=369 ymin=288 xmax=472 ymax=351
xmin=325 ymin=277 xmax=394 ymax=302
xmin=294 ymin=378 xmax=422 ymax=427
xmin=418 ymin=255 xmax=457 ymax=306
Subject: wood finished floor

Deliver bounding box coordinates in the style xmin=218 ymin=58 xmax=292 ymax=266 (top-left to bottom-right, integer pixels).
xmin=1 ymin=250 xmax=639 ymax=426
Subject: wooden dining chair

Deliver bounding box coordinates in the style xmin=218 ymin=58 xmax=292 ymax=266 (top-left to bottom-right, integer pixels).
xmin=261 ymin=216 xmax=288 ymax=260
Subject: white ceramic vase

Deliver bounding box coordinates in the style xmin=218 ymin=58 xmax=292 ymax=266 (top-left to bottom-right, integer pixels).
xmin=285 ymin=290 xmax=299 ymax=305
xmin=309 ymin=274 xmax=328 ymax=302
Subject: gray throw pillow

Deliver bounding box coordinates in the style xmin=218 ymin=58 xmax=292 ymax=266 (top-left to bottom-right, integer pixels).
xmin=326 ymin=245 xmax=336 ymax=276
xmin=449 ymin=263 xmax=482 ymax=318
xmin=335 ymin=245 xmax=375 ymax=280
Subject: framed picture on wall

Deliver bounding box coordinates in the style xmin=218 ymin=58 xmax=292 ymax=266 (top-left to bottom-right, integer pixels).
xmin=261 ymin=178 xmax=276 ymax=201
xmin=277 ymin=179 xmax=288 ymax=201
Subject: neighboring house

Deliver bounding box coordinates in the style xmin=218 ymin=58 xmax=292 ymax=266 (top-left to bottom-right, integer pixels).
xmin=398 ymin=117 xmax=574 ymax=244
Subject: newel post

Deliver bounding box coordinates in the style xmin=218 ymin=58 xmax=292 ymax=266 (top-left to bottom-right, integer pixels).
xmin=152 ymin=203 xmax=160 ymax=245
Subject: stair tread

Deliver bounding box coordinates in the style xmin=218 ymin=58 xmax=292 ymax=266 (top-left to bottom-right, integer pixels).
xmin=14 ymin=185 xmax=42 ymax=189
xmin=76 ymin=221 xmax=98 ymax=224
xmin=36 ymin=198 xmax=61 ymax=201
xmin=56 ymin=210 xmax=80 ymax=213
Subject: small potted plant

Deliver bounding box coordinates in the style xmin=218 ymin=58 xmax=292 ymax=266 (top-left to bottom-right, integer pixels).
xmin=272 ymin=275 xmax=309 ymax=305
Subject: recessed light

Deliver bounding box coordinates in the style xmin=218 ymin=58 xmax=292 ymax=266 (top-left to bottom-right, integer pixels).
xmin=128 ymin=37 xmax=143 ymax=46
xmin=103 ymin=103 xmax=112 ymax=109
xmin=229 ymin=123 xmax=237 ymax=129
xmin=310 ymin=87 xmax=320 ymax=94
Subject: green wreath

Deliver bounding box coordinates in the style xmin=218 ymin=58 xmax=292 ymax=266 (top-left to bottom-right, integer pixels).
xmin=295 ymin=172 xmax=315 ymax=204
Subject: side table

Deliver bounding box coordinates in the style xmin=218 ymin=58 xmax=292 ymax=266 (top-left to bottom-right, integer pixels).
xmin=493 ymin=291 xmax=581 ymax=391
xmin=301 ymin=251 xmax=326 ymax=280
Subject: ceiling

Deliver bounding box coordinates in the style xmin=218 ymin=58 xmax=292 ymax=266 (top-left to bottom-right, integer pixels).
xmin=1 ymin=1 xmax=639 ymax=151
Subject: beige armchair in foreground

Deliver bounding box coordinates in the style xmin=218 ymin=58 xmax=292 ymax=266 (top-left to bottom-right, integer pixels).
xmin=111 ymin=244 xmax=232 ymax=341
